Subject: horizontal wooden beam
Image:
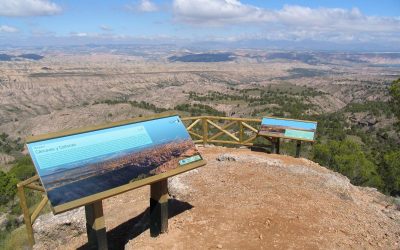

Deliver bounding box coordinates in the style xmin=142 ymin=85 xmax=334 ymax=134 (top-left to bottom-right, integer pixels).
xmin=208 ymin=139 xmax=253 ymax=146
xmin=25 ymin=183 xmax=45 ymax=192
xmin=181 ymin=116 xmax=206 ymax=121
xmin=17 ymin=175 xmax=39 ymax=188
xmin=182 ymin=116 xmax=261 ymax=123
xmin=203 ymin=116 xmax=262 ymax=123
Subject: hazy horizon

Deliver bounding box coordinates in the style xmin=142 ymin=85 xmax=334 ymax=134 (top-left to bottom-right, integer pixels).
xmin=0 ymin=0 xmax=399 ymax=51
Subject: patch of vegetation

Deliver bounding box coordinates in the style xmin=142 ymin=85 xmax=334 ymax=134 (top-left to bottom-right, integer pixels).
xmin=313 ymin=139 xmax=383 ymax=188
xmin=0 ymin=172 xmax=18 ymax=205
xmin=93 ymin=98 xmax=168 ymax=113
xmin=275 ymin=68 xmax=331 ymax=80
xmin=0 ymin=156 xmax=38 ymax=249
xmin=0 ymin=133 xmax=24 ymax=155
xmin=1 ymin=226 xmax=29 ymax=250
xmin=175 ymin=103 xmax=226 ymax=116
xmin=302 ymin=79 xmax=400 ymax=195
xmin=188 ymin=85 xmax=324 ymax=118
xmin=343 ymin=101 xmax=393 ymax=118
xmin=389 ymin=78 xmax=400 ymax=122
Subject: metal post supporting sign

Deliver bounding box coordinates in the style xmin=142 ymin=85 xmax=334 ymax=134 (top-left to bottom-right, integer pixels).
xmin=85 ymin=201 xmax=108 ymax=250
xmin=150 ymin=179 xmax=169 ymax=237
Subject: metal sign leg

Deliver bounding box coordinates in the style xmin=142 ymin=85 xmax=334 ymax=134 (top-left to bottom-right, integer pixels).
xmin=276 ymin=138 xmax=280 ymax=154
xmin=85 ymin=201 xmax=108 ymax=250
xmin=150 ymin=179 xmax=169 ymax=237
xmin=296 ymin=140 xmax=302 ymax=158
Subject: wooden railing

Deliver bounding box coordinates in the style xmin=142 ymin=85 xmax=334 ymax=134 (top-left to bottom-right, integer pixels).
xmin=17 ymin=175 xmax=47 ymax=246
xmin=181 ymin=116 xmax=262 ymax=146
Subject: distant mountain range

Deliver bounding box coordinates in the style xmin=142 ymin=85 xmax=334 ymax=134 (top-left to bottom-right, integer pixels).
xmin=169 ymin=53 xmax=235 ymax=62
xmin=167 ymin=51 xmax=400 ymax=65
xmin=0 ymin=53 xmax=44 ymax=61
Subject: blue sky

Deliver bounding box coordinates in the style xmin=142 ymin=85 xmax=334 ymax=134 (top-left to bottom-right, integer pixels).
xmin=0 ymin=0 xmax=399 ymax=48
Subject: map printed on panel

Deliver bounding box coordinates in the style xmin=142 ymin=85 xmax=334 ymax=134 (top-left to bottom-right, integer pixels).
xmin=259 ymin=117 xmax=317 ymax=141
xmin=27 ymin=116 xmax=203 ymax=207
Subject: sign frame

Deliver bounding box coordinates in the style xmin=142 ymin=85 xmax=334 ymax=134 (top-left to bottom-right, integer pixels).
xmin=26 ymin=111 xmax=206 ymax=214
xmin=258 ymin=116 xmax=318 ymax=142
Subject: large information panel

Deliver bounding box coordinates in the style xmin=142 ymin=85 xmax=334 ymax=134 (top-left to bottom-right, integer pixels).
xmin=27 ymin=113 xmax=206 ymax=214
xmin=258 ymin=117 xmax=317 ymax=141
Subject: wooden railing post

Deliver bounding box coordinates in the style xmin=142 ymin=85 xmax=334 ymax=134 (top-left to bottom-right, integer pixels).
xmin=202 ymin=117 xmax=208 ymax=146
xmin=17 ymin=185 xmax=35 ymax=247
xmin=239 ymin=121 xmax=243 ymax=143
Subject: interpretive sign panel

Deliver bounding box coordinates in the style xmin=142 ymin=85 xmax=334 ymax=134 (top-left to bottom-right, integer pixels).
xmin=259 ymin=117 xmax=317 ymax=141
xmin=26 ymin=113 xmax=206 ymax=214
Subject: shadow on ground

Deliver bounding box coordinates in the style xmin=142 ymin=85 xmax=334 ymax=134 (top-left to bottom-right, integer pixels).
xmin=77 ymin=198 xmax=193 ymax=250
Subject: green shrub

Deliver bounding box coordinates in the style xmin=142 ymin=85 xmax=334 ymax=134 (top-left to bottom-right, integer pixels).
xmin=381 ymin=150 xmax=400 ymax=195
xmin=0 ymin=172 xmax=18 ymax=205
xmin=313 ymin=140 xmax=383 ymax=188
xmin=8 ymin=156 xmax=35 ymax=181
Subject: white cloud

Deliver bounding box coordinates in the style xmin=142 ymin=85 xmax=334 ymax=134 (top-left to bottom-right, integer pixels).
xmin=173 ymin=0 xmax=273 ymax=25
xmin=172 ymin=0 xmax=400 ymax=42
xmin=70 ymin=32 xmax=89 ymax=37
xmin=0 ymin=0 xmax=62 ymax=17
xmin=100 ymin=25 xmax=113 ymax=31
xmin=126 ymin=0 xmax=158 ymax=13
xmin=0 ymin=25 xmax=19 ymax=33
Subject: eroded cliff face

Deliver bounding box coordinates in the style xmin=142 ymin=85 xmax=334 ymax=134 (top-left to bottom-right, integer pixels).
xmin=32 ymin=146 xmax=400 ymax=250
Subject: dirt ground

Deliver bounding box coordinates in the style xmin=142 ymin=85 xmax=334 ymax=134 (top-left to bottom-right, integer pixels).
xmin=49 ymin=146 xmax=400 ymax=249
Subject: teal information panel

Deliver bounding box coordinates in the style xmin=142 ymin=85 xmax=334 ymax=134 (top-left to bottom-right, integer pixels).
xmin=259 ymin=117 xmax=317 ymax=141
xmin=27 ymin=115 xmax=203 ymax=208
xmin=284 ymin=129 xmax=315 ymax=141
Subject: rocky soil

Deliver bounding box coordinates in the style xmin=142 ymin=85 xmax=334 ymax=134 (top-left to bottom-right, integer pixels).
xmin=32 ymin=146 xmax=400 ymax=250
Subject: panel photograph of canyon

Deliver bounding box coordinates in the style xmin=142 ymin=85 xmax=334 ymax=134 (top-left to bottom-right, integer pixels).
xmin=27 ymin=116 xmax=203 ymax=207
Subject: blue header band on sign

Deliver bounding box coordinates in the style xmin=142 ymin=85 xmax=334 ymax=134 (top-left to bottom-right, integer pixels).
xmin=262 ymin=117 xmax=317 ymax=130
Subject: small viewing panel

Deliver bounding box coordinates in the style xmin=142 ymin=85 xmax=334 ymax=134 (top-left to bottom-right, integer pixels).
xmin=27 ymin=114 xmax=205 ymax=213
xmin=259 ymin=117 xmax=317 ymax=141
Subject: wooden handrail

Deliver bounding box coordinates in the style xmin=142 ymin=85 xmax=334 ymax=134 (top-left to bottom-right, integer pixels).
xmin=183 ymin=116 xmax=261 ymax=147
